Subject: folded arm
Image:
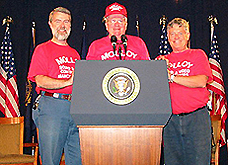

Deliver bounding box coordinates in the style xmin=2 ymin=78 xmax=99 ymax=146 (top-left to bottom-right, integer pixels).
xmin=170 ymin=74 xmax=208 ymax=88
xmin=35 ymin=72 xmax=74 ymax=89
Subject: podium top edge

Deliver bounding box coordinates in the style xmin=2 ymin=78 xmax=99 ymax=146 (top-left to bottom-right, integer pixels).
xmin=77 ymin=125 xmax=164 ymax=128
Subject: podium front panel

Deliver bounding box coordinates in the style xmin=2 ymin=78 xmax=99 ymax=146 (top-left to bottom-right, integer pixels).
xmin=70 ymin=60 xmax=172 ymax=125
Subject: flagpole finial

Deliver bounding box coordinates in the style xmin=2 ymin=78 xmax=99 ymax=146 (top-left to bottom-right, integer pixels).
xmin=32 ymin=21 xmax=36 ymax=28
xmin=159 ymin=15 xmax=167 ymax=27
xmin=2 ymin=16 xmax=13 ymax=26
xmin=208 ymin=15 xmax=218 ymax=25
xmin=136 ymin=15 xmax=139 ymax=26
xmin=82 ymin=15 xmax=86 ymax=31
xmin=136 ymin=15 xmax=140 ymax=37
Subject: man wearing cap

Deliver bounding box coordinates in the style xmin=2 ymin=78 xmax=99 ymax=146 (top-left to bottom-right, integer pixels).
xmin=28 ymin=7 xmax=82 ymax=165
xmin=86 ymin=2 xmax=150 ymax=60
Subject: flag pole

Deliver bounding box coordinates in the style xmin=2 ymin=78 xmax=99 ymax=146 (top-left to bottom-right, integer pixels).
xmin=208 ymin=15 xmax=215 ymax=114
xmin=81 ymin=15 xmax=87 ymax=60
xmin=82 ymin=15 xmax=86 ymax=31
xmin=208 ymin=15 xmax=218 ymax=41
xmin=207 ymin=14 xmax=228 ymax=148
xmin=136 ymin=15 xmax=139 ymax=37
xmin=32 ymin=21 xmax=36 ymax=48
xmin=25 ymin=21 xmax=36 ymax=107
xmin=208 ymin=15 xmax=219 ymax=115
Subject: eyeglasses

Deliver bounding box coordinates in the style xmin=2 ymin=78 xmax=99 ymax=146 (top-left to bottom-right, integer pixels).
xmin=107 ymin=18 xmax=126 ymax=25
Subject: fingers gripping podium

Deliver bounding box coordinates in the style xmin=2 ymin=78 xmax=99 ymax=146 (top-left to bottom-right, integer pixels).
xmin=70 ymin=60 xmax=172 ymax=165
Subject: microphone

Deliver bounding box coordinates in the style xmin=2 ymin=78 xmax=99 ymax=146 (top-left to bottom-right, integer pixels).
xmin=118 ymin=46 xmax=122 ymax=60
xmin=111 ymin=35 xmax=117 ymax=55
xmin=121 ymin=35 xmax=128 ymax=54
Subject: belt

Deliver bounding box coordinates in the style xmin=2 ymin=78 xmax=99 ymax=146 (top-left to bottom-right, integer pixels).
xmin=175 ymin=106 xmax=206 ymax=116
xmin=41 ymin=91 xmax=72 ymax=101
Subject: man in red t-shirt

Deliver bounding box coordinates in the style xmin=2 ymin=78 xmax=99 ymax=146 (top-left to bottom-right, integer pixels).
xmin=157 ymin=18 xmax=213 ymax=165
xmin=28 ymin=7 xmax=81 ymax=165
xmin=86 ymin=2 xmax=150 ymax=60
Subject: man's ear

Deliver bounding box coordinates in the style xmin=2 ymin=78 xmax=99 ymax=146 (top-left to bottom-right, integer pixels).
xmin=105 ymin=23 xmax=108 ymax=31
xmin=167 ymin=32 xmax=170 ymax=43
xmin=186 ymin=32 xmax=190 ymax=41
xmin=48 ymin=21 xmax=51 ymax=27
xmin=125 ymin=22 xmax=128 ymax=29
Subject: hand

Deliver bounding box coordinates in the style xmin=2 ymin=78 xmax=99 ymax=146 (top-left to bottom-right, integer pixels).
xmin=68 ymin=70 xmax=74 ymax=85
xmin=167 ymin=70 xmax=171 ymax=80
xmin=155 ymin=55 xmax=170 ymax=68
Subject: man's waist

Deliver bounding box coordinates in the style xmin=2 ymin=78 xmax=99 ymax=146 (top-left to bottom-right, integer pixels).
xmin=174 ymin=106 xmax=206 ymax=116
xmin=40 ymin=91 xmax=72 ymax=101
xmin=36 ymin=86 xmax=72 ymax=95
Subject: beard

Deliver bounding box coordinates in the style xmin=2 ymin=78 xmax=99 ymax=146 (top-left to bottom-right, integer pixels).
xmin=53 ymin=27 xmax=71 ymax=41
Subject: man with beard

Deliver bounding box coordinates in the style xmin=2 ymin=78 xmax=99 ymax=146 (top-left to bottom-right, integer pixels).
xmin=28 ymin=7 xmax=82 ymax=165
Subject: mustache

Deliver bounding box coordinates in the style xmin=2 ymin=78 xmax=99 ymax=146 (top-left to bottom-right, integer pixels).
xmin=57 ymin=27 xmax=67 ymax=32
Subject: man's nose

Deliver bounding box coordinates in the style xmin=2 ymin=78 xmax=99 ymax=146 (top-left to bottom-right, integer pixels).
xmin=174 ymin=33 xmax=180 ymax=39
xmin=114 ymin=22 xmax=120 ymax=26
xmin=59 ymin=21 xmax=66 ymax=27
xmin=61 ymin=23 xmax=65 ymax=27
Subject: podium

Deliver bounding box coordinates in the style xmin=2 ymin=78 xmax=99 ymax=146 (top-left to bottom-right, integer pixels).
xmin=70 ymin=60 xmax=172 ymax=165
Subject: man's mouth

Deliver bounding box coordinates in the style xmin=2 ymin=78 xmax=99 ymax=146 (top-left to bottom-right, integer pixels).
xmin=58 ymin=28 xmax=67 ymax=33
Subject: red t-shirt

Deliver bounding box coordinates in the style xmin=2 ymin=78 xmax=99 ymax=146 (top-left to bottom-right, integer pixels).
xmin=166 ymin=49 xmax=213 ymax=114
xmin=86 ymin=35 xmax=150 ymax=60
xmin=28 ymin=40 xmax=80 ymax=94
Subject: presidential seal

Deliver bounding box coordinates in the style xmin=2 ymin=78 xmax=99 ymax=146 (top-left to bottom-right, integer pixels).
xmin=102 ymin=67 xmax=140 ymax=105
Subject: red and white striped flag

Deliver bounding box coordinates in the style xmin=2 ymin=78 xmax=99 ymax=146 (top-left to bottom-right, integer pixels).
xmin=0 ymin=25 xmax=20 ymax=117
xmin=207 ymin=25 xmax=227 ymax=146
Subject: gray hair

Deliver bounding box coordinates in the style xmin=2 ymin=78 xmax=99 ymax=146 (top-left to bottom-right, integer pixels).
xmin=49 ymin=7 xmax=71 ymax=22
xmin=167 ymin=18 xmax=190 ymax=33
xmin=102 ymin=16 xmax=127 ymax=23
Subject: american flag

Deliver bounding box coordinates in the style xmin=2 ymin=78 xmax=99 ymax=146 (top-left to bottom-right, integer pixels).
xmin=207 ymin=26 xmax=227 ymax=146
xmin=0 ymin=25 xmax=20 ymax=117
xmin=158 ymin=24 xmax=172 ymax=55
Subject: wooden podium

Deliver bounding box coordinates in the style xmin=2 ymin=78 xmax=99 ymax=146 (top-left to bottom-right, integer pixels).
xmin=78 ymin=125 xmax=163 ymax=165
xmin=70 ymin=60 xmax=172 ymax=165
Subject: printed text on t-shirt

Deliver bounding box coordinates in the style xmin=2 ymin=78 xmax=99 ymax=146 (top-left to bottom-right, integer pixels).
xmin=55 ymin=55 xmax=75 ymax=78
xmin=169 ymin=60 xmax=194 ymax=76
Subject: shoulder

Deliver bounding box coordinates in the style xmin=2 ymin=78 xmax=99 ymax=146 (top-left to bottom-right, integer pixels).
xmin=188 ymin=49 xmax=206 ymax=55
xmin=35 ymin=40 xmax=51 ymax=49
xmin=90 ymin=36 xmax=109 ymax=46
xmin=126 ymin=35 xmax=146 ymax=46
xmin=126 ymin=35 xmax=146 ymax=45
xmin=67 ymin=44 xmax=77 ymax=51
xmin=126 ymin=35 xmax=143 ymax=41
xmin=188 ymin=49 xmax=208 ymax=58
xmin=187 ymin=49 xmax=209 ymax=63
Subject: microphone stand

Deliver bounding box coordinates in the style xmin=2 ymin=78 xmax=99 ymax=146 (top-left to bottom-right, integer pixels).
xmin=111 ymin=35 xmax=117 ymax=56
xmin=121 ymin=35 xmax=128 ymax=56
xmin=118 ymin=46 xmax=122 ymax=60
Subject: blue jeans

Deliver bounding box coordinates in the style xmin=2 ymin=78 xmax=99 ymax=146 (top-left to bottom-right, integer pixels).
xmin=163 ymin=107 xmax=211 ymax=165
xmin=33 ymin=95 xmax=82 ymax=165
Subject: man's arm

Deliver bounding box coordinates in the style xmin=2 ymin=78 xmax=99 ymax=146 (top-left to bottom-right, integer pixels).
xmin=35 ymin=72 xmax=74 ymax=90
xmin=170 ymin=74 xmax=208 ymax=88
xmin=157 ymin=55 xmax=210 ymax=88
